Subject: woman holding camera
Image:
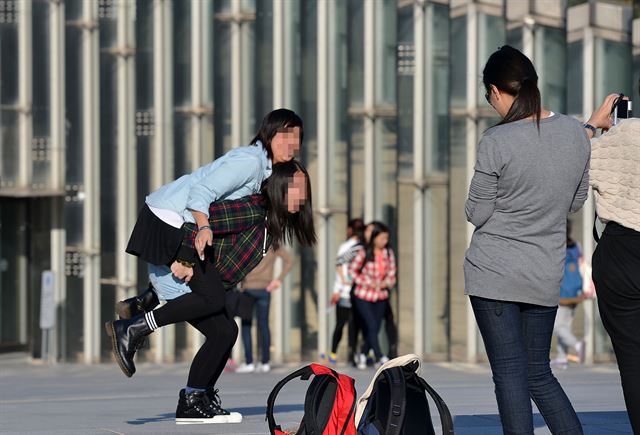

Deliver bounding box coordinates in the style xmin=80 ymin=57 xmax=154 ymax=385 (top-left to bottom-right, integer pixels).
xmin=465 ymin=46 xmax=589 ymax=434
xmin=584 ymin=93 xmax=640 ymax=434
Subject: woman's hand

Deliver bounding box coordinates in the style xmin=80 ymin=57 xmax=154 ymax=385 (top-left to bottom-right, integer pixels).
xmin=195 ymin=228 xmax=212 ymax=260
xmin=266 ymin=279 xmax=282 ymax=292
xmin=587 ymin=93 xmax=625 ymax=132
xmin=171 ymin=261 xmax=194 ymax=283
xmin=330 ymin=293 xmax=341 ymax=305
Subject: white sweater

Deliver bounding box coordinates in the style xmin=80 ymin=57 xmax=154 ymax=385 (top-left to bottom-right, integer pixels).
xmin=590 ymin=118 xmax=640 ymax=232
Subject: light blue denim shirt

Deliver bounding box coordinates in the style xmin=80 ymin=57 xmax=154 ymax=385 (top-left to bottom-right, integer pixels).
xmin=145 ymin=142 xmax=272 ymax=223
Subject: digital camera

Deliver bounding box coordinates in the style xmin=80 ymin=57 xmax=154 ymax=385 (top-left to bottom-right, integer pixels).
xmin=612 ymin=96 xmax=632 ymax=125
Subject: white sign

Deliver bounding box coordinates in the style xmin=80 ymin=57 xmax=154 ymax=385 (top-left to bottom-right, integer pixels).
xmin=40 ymin=271 xmax=56 ymax=330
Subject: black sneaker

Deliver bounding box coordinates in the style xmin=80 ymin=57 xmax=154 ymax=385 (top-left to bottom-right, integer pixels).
xmin=205 ymin=387 xmax=242 ymax=423
xmin=175 ymin=389 xmax=229 ymax=424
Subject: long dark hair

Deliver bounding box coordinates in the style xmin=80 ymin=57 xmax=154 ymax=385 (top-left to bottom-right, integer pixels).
xmin=483 ymin=45 xmax=541 ymax=127
xmin=262 ymin=159 xmax=316 ymax=249
xmin=348 ymin=218 xmax=365 ymax=242
xmin=363 ymin=221 xmax=390 ymax=264
xmin=251 ymin=109 xmax=304 ymax=160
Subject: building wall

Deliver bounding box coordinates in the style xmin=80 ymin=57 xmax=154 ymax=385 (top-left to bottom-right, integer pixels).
xmin=0 ymin=0 xmax=634 ymax=363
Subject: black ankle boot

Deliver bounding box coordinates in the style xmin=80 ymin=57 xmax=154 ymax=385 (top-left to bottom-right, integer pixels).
xmin=115 ymin=287 xmax=159 ymax=319
xmin=105 ymin=314 xmax=152 ymax=377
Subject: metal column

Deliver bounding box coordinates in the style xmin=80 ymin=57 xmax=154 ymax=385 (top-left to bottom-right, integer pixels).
xmin=188 ymin=0 xmax=214 ymax=355
xmin=464 ymin=2 xmax=479 ymax=363
xmin=81 ymin=0 xmax=102 ymax=364
xmin=152 ymin=0 xmax=175 ymax=363
xmin=50 ymin=0 xmax=67 ymax=361
xmin=231 ymin=0 xmax=246 ymax=148
xmin=581 ymin=25 xmax=596 ymax=365
xmin=18 ymin=0 xmax=33 ymax=189
xmin=115 ymin=0 xmax=138 ymax=315
xmin=316 ymin=0 xmax=335 ymax=359
xmin=412 ymin=0 xmax=436 ymax=357
xmin=363 ymin=0 xmax=379 ymax=223
xmin=271 ymin=0 xmax=301 ymax=363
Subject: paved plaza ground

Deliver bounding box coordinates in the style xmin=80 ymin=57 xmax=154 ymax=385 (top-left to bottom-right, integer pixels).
xmin=0 ymin=353 xmax=632 ymax=434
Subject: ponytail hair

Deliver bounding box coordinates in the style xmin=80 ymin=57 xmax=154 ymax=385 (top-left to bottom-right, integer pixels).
xmin=483 ymin=45 xmax=542 ymax=128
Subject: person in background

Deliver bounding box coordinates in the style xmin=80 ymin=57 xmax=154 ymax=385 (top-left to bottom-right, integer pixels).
xmin=551 ymin=219 xmax=586 ymax=369
xmin=235 ymin=246 xmax=294 ymax=374
xmin=325 ymin=218 xmax=365 ymax=364
xmin=465 ymin=45 xmax=588 ymax=434
xmin=584 ymin=91 xmax=640 ymax=434
xmin=362 ymin=221 xmax=398 ymax=363
xmin=350 ymin=221 xmax=397 ymax=369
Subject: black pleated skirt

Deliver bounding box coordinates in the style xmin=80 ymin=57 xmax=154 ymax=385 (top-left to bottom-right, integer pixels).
xmin=126 ymin=204 xmax=184 ymax=266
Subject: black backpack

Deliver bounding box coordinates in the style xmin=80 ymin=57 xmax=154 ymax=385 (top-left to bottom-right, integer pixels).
xmin=356 ymin=358 xmax=454 ymax=435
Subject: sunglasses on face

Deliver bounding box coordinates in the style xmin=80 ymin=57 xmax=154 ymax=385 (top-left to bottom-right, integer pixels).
xmin=484 ymin=90 xmax=491 ymax=105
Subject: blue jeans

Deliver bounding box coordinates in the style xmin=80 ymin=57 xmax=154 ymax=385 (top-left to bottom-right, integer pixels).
xmin=241 ymin=289 xmax=271 ymax=364
xmin=470 ymin=296 xmax=583 ymax=435
xmin=353 ymin=298 xmax=387 ymax=359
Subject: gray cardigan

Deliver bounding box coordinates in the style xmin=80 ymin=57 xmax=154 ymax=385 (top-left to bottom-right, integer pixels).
xmin=464 ymin=114 xmax=590 ymax=307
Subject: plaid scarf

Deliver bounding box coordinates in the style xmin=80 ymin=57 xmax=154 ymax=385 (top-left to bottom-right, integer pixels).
xmin=179 ymin=194 xmax=272 ymax=289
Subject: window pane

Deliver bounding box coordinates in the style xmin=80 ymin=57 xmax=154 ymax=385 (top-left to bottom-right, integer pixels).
xmin=173 ymin=0 xmax=192 ymax=174
xmin=0 ymin=200 xmax=27 ymax=345
xmin=375 ymin=0 xmax=396 ymax=105
xmin=537 ymin=26 xmax=566 ymax=114
xmin=595 ymin=38 xmax=632 ymax=106
xmin=255 ymin=0 xmax=273 ymax=127
xmin=213 ymin=19 xmax=231 ymax=155
xmin=347 ymin=0 xmax=364 ymax=106
xmin=431 ymin=4 xmax=450 ymax=174
xmin=450 ymin=16 xmax=467 ymax=108
xmin=98 ymin=9 xmax=118 ymax=279
xmin=567 ymin=41 xmax=583 ymax=116
xmin=0 ymin=11 xmax=19 ymax=188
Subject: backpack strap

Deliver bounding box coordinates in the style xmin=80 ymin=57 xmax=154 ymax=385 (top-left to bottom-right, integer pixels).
xmin=266 ymin=365 xmax=315 ymax=434
xmin=416 ymin=377 xmax=455 ymax=435
xmin=303 ymin=375 xmax=335 ymax=435
xmin=381 ymin=367 xmax=406 ymax=435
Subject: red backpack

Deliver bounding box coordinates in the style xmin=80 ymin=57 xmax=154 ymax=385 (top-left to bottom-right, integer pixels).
xmin=266 ymin=364 xmax=357 ymax=435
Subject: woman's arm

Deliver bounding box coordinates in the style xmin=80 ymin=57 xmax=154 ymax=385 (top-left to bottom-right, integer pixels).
xmin=348 ymin=250 xmax=367 ymax=287
xmin=569 ymin=159 xmax=590 ymax=213
xmin=465 ymin=136 xmax=502 ymax=228
xmin=188 ymin=155 xmax=263 ymax=258
xmin=465 ymin=172 xmax=498 ymax=227
xmin=275 ymin=248 xmax=294 ymax=281
xmin=584 ymin=94 xmax=620 ymax=138
xmin=186 ymin=155 xmax=262 ymax=218
xmin=385 ymin=249 xmax=397 ymax=289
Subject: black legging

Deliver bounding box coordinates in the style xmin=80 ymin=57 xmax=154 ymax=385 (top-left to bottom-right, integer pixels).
xmin=152 ymin=258 xmax=239 ymax=389
xmin=592 ymin=222 xmax=640 ymax=434
xmin=384 ymin=302 xmax=398 ymax=359
xmin=331 ymin=306 xmax=353 ymax=354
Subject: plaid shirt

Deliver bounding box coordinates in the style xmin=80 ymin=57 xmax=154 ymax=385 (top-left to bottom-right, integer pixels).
xmin=349 ymin=248 xmax=397 ymax=302
xmin=179 ymin=194 xmax=271 ymax=289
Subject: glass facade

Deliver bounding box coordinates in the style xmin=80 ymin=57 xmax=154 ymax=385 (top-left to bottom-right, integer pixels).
xmin=0 ymin=0 xmax=635 ymax=363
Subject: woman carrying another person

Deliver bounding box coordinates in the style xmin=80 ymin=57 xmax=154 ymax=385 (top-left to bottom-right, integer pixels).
xmin=465 ymin=46 xmax=589 ymax=434
xmin=584 ymin=92 xmax=640 ymax=434
xmin=106 ymin=109 xmax=316 ymax=425
xmin=349 ymin=221 xmax=396 ymax=369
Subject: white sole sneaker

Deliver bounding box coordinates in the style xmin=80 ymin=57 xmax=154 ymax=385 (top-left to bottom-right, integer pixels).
xmin=226 ymin=412 xmax=243 ymax=423
xmin=175 ymin=415 xmax=229 ymax=424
